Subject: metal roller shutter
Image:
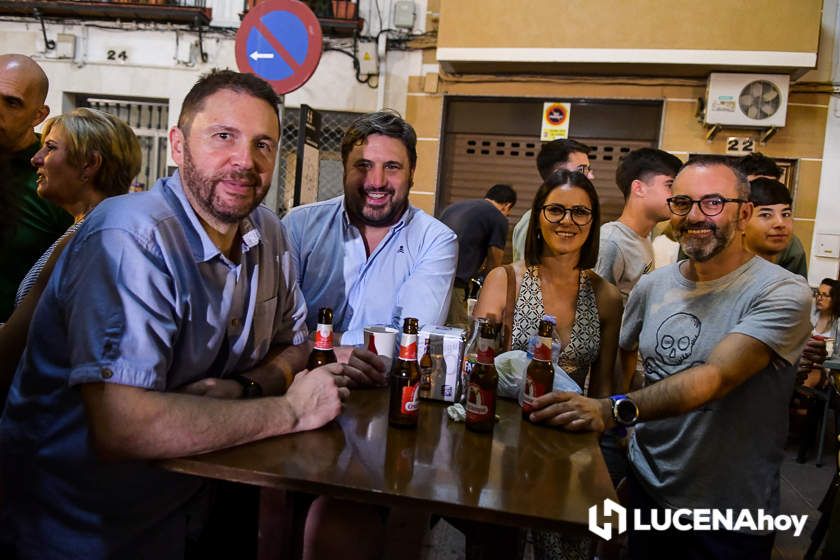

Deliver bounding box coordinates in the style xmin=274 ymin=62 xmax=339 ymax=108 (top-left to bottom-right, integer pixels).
xmin=439 ymin=134 xmax=656 ymax=261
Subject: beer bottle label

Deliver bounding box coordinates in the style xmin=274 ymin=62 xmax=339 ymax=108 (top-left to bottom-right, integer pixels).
xmin=466 ymin=382 xmax=495 ymax=423
xmin=521 ymin=373 xmax=550 ymax=413
xmin=533 ymin=335 xmax=552 ymax=362
xmin=476 ymin=337 xmax=495 ymax=365
xmin=401 ymin=383 xmax=420 ymax=416
xmin=398 ymin=333 xmax=418 ymax=360
xmin=314 ymin=324 xmax=334 ymax=350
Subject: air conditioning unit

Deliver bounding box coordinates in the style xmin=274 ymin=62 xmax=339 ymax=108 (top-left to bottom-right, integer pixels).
xmin=705 ymin=73 xmax=789 ymax=128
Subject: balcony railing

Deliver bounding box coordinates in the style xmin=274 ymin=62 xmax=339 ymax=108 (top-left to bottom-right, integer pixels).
xmin=0 ymin=0 xmax=212 ymax=26
xmin=245 ymin=0 xmax=361 ymax=35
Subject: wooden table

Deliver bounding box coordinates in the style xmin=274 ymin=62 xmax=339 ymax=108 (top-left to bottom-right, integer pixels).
xmin=163 ymin=389 xmax=615 ymax=535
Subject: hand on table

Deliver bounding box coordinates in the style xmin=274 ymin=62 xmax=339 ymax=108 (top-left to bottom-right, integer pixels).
xmin=335 ymin=346 xmax=388 ymax=388
xmin=179 ymin=378 xmax=242 ymax=399
xmin=286 ymin=363 xmax=351 ymax=432
xmin=527 ymin=391 xmax=608 ymax=432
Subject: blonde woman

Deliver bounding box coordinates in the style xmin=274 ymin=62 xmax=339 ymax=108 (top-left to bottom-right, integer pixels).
xmin=0 ymin=108 xmax=141 ymax=394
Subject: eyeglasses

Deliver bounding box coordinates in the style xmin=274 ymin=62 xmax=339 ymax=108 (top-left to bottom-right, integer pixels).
xmin=541 ymin=204 xmax=593 ymax=226
xmin=667 ymin=195 xmax=747 ymax=217
xmin=816 ymin=293 xmax=832 ymax=299
xmin=573 ymin=164 xmax=592 ymax=176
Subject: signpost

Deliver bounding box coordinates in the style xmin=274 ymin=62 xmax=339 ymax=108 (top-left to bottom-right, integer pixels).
xmin=290 ymin=104 xmax=321 ymax=209
xmin=235 ymin=0 xmax=323 ymax=95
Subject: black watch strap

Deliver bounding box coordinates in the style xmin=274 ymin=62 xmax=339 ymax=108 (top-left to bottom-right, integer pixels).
xmin=230 ymin=374 xmax=263 ymax=399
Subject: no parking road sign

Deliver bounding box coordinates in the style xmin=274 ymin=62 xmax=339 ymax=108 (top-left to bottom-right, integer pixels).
xmin=235 ymin=0 xmax=323 ymax=94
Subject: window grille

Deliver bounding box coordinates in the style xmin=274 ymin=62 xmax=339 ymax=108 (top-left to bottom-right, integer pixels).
xmin=76 ymin=95 xmax=169 ymax=191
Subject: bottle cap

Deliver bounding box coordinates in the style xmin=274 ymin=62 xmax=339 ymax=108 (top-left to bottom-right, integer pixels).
xmin=541 ymin=314 xmax=557 ymax=324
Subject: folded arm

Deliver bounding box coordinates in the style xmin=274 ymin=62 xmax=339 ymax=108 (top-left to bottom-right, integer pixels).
xmin=82 ymin=364 xmax=349 ymax=461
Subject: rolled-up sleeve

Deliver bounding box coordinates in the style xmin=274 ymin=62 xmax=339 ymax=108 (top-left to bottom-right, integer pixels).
xmin=58 ymin=228 xmax=177 ymax=391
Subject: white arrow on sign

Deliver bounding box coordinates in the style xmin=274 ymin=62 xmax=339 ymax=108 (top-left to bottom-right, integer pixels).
xmin=249 ymin=51 xmax=275 ymax=61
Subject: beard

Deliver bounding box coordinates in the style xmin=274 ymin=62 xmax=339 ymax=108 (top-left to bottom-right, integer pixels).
xmin=181 ymin=142 xmax=268 ymax=224
xmin=345 ymin=186 xmax=410 ymax=228
xmin=674 ymin=219 xmax=735 ymax=263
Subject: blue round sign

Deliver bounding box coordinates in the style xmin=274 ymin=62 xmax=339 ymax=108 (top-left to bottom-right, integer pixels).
xmin=235 ymin=0 xmax=323 ymax=94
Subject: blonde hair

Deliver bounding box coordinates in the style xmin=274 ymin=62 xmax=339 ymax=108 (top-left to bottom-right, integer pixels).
xmin=41 ymin=107 xmax=142 ymax=197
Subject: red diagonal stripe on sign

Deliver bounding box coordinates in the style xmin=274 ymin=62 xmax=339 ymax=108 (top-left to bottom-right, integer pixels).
xmin=254 ymin=16 xmax=301 ymax=73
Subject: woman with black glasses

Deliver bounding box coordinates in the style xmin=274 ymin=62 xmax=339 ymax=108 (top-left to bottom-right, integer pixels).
xmin=474 ymin=169 xmax=622 ymax=393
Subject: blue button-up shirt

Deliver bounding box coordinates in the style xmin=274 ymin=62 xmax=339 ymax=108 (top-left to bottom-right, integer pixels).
xmin=0 ymin=172 xmax=307 ymax=559
xmin=282 ymin=196 xmax=457 ymax=345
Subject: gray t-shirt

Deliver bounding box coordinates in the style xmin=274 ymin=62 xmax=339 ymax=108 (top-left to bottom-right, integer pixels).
xmin=595 ymin=221 xmax=653 ymax=303
xmin=620 ymin=256 xmax=811 ymax=514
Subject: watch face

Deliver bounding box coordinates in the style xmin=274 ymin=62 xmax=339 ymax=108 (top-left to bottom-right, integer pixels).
xmin=615 ymin=398 xmax=638 ymax=425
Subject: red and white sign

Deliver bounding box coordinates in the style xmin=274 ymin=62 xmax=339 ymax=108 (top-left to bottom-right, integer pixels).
xmin=235 ymin=0 xmax=323 ymax=94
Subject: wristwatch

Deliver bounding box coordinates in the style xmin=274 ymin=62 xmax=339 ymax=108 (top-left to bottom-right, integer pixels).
xmin=230 ymin=374 xmax=263 ymax=399
xmin=609 ymin=394 xmax=639 ymax=427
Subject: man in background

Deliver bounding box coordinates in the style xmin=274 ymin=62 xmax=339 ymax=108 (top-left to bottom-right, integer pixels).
xmin=736 ymin=152 xmax=806 ymax=278
xmin=743 ymin=178 xmax=795 ymax=266
xmin=439 ymin=183 xmax=516 ymax=327
xmin=0 ymin=54 xmax=72 ymax=321
xmin=511 ymin=138 xmax=594 ymax=261
xmin=595 ymin=148 xmax=682 ymax=302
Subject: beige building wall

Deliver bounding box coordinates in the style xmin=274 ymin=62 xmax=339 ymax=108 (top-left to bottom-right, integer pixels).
xmin=406 ymin=75 xmax=828 ymax=261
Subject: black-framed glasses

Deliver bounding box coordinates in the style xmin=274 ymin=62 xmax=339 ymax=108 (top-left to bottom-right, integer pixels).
xmin=541 ymin=204 xmax=593 ymax=226
xmin=667 ymin=195 xmax=747 ymax=217
xmin=573 ymin=164 xmax=592 ymax=176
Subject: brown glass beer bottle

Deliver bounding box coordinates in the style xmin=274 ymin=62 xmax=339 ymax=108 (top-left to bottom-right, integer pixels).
xmin=419 ymin=336 xmax=433 ymax=393
xmin=307 ymin=307 xmax=338 ymax=370
xmin=389 ymin=317 xmax=421 ymax=428
xmin=521 ymin=315 xmax=556 ymax=420
xmin=466 ymin=320 xmax=499 ymax=433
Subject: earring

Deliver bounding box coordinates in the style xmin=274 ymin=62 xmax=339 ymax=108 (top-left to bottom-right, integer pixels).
xmin=81 ymin=175 xmax=88 ymax=182
xmin=536 ymin=231 xmax=542 ymax=240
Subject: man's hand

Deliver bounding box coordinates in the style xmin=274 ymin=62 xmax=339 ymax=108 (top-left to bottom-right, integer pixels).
xmin=335 ymin=346 xmax=388 ymax=387
xmin=802 ymin=336 xmax=828 ymax=367
xmin=285 ymin=363 xmax=350 ymax=432
xmin=179 ymin=378 xmax=242 ymax=399
xmin=528 ymin=391 xmax=609 ymax=432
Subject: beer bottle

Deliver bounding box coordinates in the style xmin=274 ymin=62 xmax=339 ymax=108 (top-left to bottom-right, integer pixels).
xmin=419 ymin=336 xmax=433 ymax=393
xmin=466 ymin=320 xmax=499 ymax=433
xmin=457 ymin=317 xmax=487 ymax=404
xmin=307 ymin=307 xmax=337 ymax=370
xmin=522 ymin=315 xmax=556 ymax=420
xmin=389 ymin=317 xmax=421 ymax=428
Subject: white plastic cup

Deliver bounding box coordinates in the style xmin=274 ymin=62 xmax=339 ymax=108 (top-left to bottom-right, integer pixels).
xmin=363 ymin=326 xmax=398 ymax=371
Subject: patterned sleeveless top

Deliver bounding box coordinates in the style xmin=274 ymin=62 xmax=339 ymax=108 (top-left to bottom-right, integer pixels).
xmin=510 ymin=266 xmax=601 ymax=389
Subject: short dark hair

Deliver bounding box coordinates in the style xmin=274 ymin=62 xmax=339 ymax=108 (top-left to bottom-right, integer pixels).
xmin=680 ymin=155 xmax=750 ymax=199
xmin=341 ymin=110 xmax=417 ymax=169
xmin=735 ymin=152 xmax=782 ymax=179
xmin=485 ymin=184 xmax=516 ymax=206
xmin=536 ymin=139 xmax=591 ymax=180
xmin=178 ymin=69 xmax=281 ymax=133
xmin=524 ymin=170 xmax=601 ymax=270
xmin=615 ymin=148 xmax=682 ymax=198
xmin=749 ymin=177 xmax=792 ymax=206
